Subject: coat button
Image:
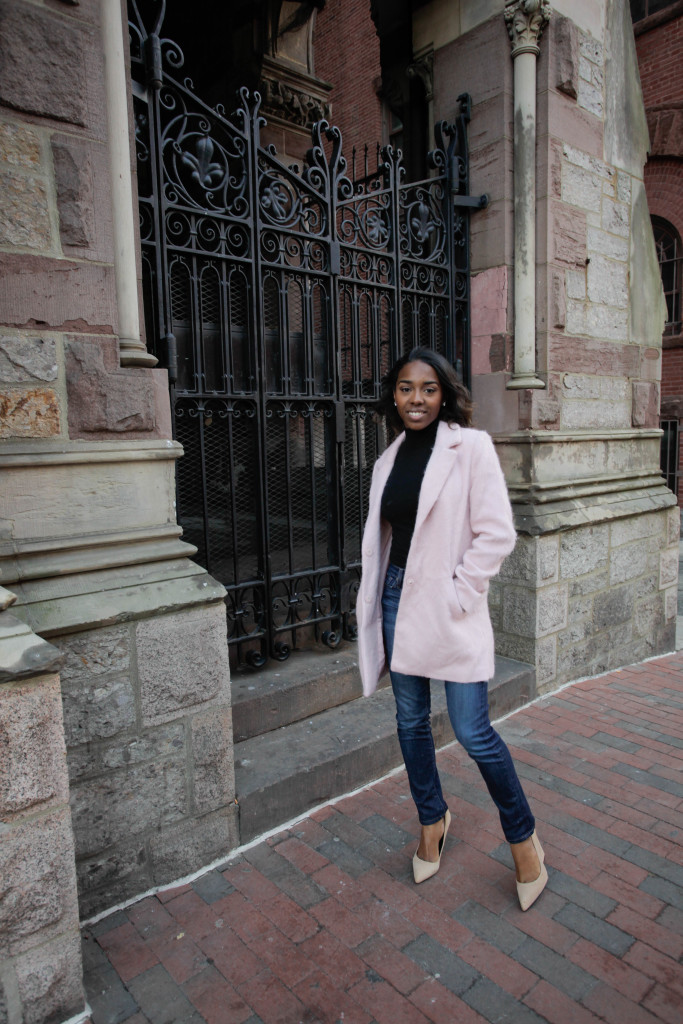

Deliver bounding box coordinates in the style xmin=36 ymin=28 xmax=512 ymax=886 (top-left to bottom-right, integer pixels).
xmin=366 ymin=548 xmax=374 ymax=556
xmin=407 ymin=578 xmax=414 ymax=586
xmin=364 ymin=595 xmax=372 ymax=603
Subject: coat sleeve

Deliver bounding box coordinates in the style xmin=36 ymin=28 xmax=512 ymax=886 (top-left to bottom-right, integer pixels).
xmin=452 ymin=432 xmax=517 ymax=614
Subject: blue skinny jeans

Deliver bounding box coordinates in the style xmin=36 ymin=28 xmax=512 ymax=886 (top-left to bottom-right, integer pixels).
xmin=382 ymin=564 xmax=535 ymax=844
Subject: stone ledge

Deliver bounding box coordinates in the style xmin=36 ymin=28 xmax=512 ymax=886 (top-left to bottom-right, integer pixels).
xmin=0 ymin=437 xmax=183 ymax=466
xmin=513 ymin=485 xmax=677 ymax=536
xmin=0 ymin=613 xmax=63 ymax=683
xmin=10 ymin=560 xmax=227 ymax=637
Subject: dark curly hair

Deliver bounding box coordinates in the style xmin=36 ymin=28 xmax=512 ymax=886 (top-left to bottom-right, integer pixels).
xmin=376 ymin=347 xmax=473 ymax=434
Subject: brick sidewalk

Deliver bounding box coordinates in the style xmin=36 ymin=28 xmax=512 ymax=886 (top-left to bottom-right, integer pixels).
xmin=82 ymin=652 xmax=683 ymax=1024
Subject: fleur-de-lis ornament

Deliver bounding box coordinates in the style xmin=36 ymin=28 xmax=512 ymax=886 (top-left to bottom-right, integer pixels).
xmin=181 ymin=136 xmax=225 ymax=189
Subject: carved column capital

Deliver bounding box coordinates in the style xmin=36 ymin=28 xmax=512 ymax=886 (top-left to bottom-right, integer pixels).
xmin=407 ymin=49 xmax=434 ymax=103
xmin=504 ymin=0 xmax=551 ymax=58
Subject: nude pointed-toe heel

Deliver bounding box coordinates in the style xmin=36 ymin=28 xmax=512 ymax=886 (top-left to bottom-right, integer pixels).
xmin=412 ymin=810 xmax=451 ymax=884
xmin=516 ymin=831 xmax=548 ymax=911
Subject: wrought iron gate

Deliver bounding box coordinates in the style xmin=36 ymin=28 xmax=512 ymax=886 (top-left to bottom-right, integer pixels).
xmin=130 ymin=4 xmax=484 ymax=666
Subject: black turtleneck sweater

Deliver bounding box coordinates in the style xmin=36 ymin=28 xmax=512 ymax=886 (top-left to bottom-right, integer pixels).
xmin=380 ymin=419 xmax=439 ymax=568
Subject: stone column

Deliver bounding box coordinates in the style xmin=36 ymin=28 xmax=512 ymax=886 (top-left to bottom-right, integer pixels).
xmin=0 ymin=593 xmax=85 ymax=1024
xmin=505 ymin=0 xmax=550 ymax=390
xmin=101 ymin=0 xmax=157 ymax=367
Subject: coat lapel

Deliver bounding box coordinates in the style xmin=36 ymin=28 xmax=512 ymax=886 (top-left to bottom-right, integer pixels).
xmin=413 ymin=420 xmax=462 ymax=534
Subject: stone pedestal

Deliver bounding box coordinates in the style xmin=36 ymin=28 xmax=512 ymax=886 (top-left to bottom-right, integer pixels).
xmin=0 ymin=605 xmax=85 ymax=1024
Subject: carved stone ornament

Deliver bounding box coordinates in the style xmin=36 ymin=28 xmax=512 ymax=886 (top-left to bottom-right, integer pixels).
xmin=259 ymin=74 xmax=331 ymax=130
xmin=504 ymin=0 xmax=551 ymax=57
xmin=407 ymin=49 xmax=434 ymax=103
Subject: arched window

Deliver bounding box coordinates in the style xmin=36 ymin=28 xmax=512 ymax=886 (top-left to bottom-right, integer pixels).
xmin=652 ymin=217 xmax=682 ymax=336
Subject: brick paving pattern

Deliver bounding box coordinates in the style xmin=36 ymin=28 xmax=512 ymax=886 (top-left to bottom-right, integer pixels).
xmin=82 ymin=652 xmax=683 ymax=1024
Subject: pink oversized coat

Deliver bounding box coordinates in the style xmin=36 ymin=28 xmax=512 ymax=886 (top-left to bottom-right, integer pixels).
xmin=356 ymin=420 xmax=517 ymax=695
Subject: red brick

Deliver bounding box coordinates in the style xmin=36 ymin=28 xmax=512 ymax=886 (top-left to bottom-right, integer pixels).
xmin=361 ymin=866 xmax=421 ymax=913
xmin=222 ymin=861 xmax=282 ymax=904
xmin=96 ymin=922 xmax=159 ymax=982
xmin=356 ymin=934 xmax=427 ymax=995
xmin=165 ymin=890 xmax=230 ymax=943
xmin=246 ymin=928 xmax=315 ymax=988
xmin=607 ymin=906 xmax=683 ymax=960
xmin=235 ymin=967 xmax=310 ymax=1024
xmin=641 ymin=982 xmax=683 ymax=1024
xmin=590 ymin=872 xmax=665 ymax=920
xmin=198 ymin=928 xmax=263 ymax=988
xmin=293 ymin=969 xmax=373 ymax=1024
xmin=273 ymin=836 xmax=330 ymax=875
xmin=403 ymin=900 xmax=472 ymax=951
xmin=565 ymin=938 xmax=654 ymax=1003
xmin=312 ymin=864 xmax=373 ymax=909
xmin=259 ymin=891 xmax=320 ymax=943
xmin=156 ymin=882 xmax=192 ymax=904
xmin=127 ymin=898 xmax=177 ymax=943
xmin=148 ymin=931 xmax=208 ymax=985
xmin=348 ymin=975 xmax=432 ymax=1024
xmin=309 ymin=896 xmax=377 ymax=948
xmin=182 ymin=965 xmax=252 ymax=1024
xmin=459 ymin=937 xmax=537 ymax=998
xmin=624 ymin=940 xmax=683 ymax=998
xmin=501 ymin=902 xmax=578 ymax=955
xmin=524 ymin=980 xmax=604 ymax=1024
xmin=409 ymin=978 xmax=489 ymax=1024
xmin=582 ymin=982 xmax=664 ymax=1024
xmin=298 ymin=929 xmax=368 ymax=991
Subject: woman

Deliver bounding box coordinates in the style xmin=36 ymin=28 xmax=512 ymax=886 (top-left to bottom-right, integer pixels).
xmin=356 ymin=347 xmax=547 ymax=910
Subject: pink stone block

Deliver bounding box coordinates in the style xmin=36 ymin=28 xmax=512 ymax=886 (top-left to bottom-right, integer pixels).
xmin=471 ymin=267 xmax=509 ymax=375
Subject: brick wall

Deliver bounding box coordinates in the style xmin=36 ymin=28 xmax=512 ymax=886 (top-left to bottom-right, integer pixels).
xmin=313 ymin=0 xmax=383 ymax=172
xmin=635 ymin=13 xmax=683 ymax=508
xmin=635 ymin=15 xmax=683 ymax=106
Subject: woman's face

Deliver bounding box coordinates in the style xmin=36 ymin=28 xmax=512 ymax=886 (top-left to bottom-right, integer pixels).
xmin=393 ymin=360 xmax=443 ymax=431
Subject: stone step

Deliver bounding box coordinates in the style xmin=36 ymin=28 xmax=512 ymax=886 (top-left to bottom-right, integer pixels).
xmin=234 ymin=654 xmax=535 ymax=844
xmin=231 ymin=641 xmax=363 ymax=743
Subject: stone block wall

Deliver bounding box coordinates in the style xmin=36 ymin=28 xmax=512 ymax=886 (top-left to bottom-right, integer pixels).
xmin=0 ymin=0 xmax=239 ymax=924
xmin=0 ymin=604 xmax=84 ymax=1023
xmin=60 ymin=603 xmax=238 ymax=919
xmin=492 ymin=505 xmax=680 ymax=691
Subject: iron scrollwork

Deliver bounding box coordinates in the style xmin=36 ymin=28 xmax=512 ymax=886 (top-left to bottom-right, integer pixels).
xmin=130 ymin=0 xmax=480 ymax=666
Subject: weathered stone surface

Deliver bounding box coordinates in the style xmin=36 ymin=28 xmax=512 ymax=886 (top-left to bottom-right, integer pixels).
xmin=76 ymin=840 xmax=150 ymax=919
xmin=61 ymin=674 xmax=136 ymax=747
xmin=149 ymin=805 xmax=239 ymax=886
xmin=0 ymin=119 xmax=42 ymax=168
xmin=560 ymin=525 xmax=608 ymax=579
xmin=562 ymin=373 xmax=630 ymax=401
xmin=58 ymin=626 xmax=130 ymax=683
xmin=561 ymin=396 xmax=631 ymax=430
xmin=577 ymin=51 xmax=604 ymax=119
xmin=609 ymin=541 xmax=651 ymax=586
xmin=0 ymin=2 xmax=88 ymax=126
xmin=501 ymin=583 xmax=568 ymax=638
xmin=602 ymin=197 xmax=630 ymax=238
xmin=631 ymin=381 xmax=659 ymax=428
xmin=0 ymin=167 xmax=50 ymax=250
xmin=586 ymin=255 xmax=628 ymax=308
xmin=66 ymin=337 xmax=157 ymax=434
xmin=191 ymin=707 xmax=235 ymax=813
xmin=659 ymin=547 xmax=679 ymax=589
xmin=0 ymin=675 xmax=68 ymax=815
xmin=552 ymin=13 xmax=579 ymax=99
xmin=137 ymin=605 xmax=230 ymax=725
xmin=14 ymin=933 xmax=84 ymax=1024
xmin=550 ymin=270 xmax=566 ymax=329
xmin=565 ymin=300 xmax=628 ymax=341
xmin=593 ymin=583 xmax=634 ymax=631
xmin=551 ymin=202 xmax=586 ymax=267
xmin=536 ymin=635 xmax=557 ymax=687
xmin=664 ymin=587 xmax=678 ymax=622
xmin=634 ymin=594 xmax=664 ymax=639
xmin=562 ymin=161 xmax=603 ymax=213
xmin=70 ymin=759 xmax=188 ymax=858
xmin=67 ymin=722 xmax=185 ymax=782
xmin=52 ymin=136 xmax=95 ymax=248
xmin=0 ymin=387 xmax=60 ymax=438
xmin=587 ymin=225 xmax=629 ymax=261
xmin=0 ymin=335 xmax=58 ymax=383
xmin=667 ymin=506 xmax=681 ymax=547
xmin=647 ymin=107 xmax=683 ymax=158
xmin=0 ymin=807 xmax=79 ymax=954
xmin=610 ymin=511 xmax=665 ymax=548
xmin=0 ymin=254 xmax=116 ymax=333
